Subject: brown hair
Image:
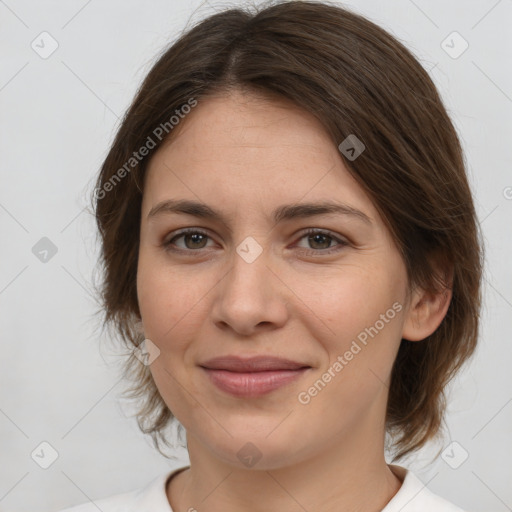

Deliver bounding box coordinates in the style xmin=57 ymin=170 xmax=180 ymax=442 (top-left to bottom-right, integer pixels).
xmin=92 ymin=0 xmax=483 ymax=461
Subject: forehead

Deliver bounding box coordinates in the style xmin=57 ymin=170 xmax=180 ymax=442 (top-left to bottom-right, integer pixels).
xmin=160 ymin=91 xmax=335 ymax=161
xmin=142 ymin=91 xmax=378 ymax=223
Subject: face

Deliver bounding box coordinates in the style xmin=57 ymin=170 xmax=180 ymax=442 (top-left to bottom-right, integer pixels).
xmin=137 ymin=90 xmax=412 ymax=470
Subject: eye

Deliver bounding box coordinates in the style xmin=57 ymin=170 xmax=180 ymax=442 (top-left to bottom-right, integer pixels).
xmin=294 ymin=229 xmax=348 ymax=255
xmin=163 ymin=228 xmax=215 ymax=252
xmin=162 ymin=227 xmax=348 ymax=256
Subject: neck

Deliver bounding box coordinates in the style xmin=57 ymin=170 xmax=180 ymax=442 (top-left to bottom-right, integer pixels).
xmin=167 ymin=419 xmax=402 ymax=512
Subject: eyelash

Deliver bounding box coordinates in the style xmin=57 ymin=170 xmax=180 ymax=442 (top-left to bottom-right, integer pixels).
xmin=162 ymin=228 xmax=348 ymax=256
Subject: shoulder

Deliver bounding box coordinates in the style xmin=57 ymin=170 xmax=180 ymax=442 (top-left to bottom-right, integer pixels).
xmin=55 ymin=487 xmax=138 ymax=512
xmin=53 ymin=466 xmax=189 ymax=512
xmin=383 ymin=465 xmax=467 ymax=512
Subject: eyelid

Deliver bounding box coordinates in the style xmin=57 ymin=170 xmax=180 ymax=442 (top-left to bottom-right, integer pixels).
xmin=296 ymin=227 xmax=347 ymax=242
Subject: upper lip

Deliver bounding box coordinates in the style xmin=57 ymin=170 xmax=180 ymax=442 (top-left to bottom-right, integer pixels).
xmin=200 ymin=356 xmax=310 ymax=372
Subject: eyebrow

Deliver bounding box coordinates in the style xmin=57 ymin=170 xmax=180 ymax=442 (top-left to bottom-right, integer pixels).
xmin=147 ymin=199 xmax=373 ymax=225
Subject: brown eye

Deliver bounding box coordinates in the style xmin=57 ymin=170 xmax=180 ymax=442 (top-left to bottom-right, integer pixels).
xmin=164 ymin=229 xmax=214 ymax=252
xmin=307 ymin=232 xmax=333 ymax=250
xmin=181 ymin=232 xmax=209 ymax=249
xmin=295 ymin=229 xmax=348 ymax=255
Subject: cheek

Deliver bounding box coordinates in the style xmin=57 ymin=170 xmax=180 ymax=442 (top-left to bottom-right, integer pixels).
xmin=302 ymin=261 xmax=406 ymax=387
xmin=304 ymin=263 xmax=403 ymax=336
xmin=296 ymin=273 xmax=404 ymax=429
xmin=137 ymin=250 xmax=183 ymax=344
xmin=136 ymin=256 xmax=205 ymax=414
xmin=136 ymin=251 xmax=215 ymax=353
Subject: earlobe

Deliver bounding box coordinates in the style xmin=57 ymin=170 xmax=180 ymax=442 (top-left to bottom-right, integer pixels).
xmin=401 ymin=283 xmax=452 ymax=342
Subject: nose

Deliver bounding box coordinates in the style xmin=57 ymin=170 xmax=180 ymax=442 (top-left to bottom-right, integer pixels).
xmin=210 ymin=246 xmax=289 ymax=337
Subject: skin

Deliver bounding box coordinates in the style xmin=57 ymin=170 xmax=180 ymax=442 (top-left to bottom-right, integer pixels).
xmin=136 ymin=90 xmax=451 ymax=512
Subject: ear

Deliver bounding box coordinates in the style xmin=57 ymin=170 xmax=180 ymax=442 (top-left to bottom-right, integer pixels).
xmin=402 ymin=271 xmax=453 ymax=342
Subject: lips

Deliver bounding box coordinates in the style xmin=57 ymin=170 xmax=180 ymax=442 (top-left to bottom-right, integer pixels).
xmin=200 ymin=356 xmax=311 ymax=397
xmin=200 ymin=355 xmax=310 ymax=372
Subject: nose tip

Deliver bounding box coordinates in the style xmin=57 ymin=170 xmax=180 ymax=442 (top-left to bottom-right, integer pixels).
xmin=210 ymin=251 xmax=289 ymax=336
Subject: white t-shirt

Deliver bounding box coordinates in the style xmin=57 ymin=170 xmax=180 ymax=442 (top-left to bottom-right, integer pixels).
xmin=56 ymin=464 xmax=466 ymax=512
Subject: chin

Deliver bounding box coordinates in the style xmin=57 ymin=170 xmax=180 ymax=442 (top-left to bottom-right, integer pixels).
xmin=195 ymin=422 xmax=313 ymax=471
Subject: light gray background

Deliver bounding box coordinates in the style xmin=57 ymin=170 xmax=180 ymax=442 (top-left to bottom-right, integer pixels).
xmin=1 ymin=1 xmax=511 ymax=511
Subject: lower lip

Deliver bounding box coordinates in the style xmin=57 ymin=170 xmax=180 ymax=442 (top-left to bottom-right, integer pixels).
xmin=202 ymin=367 xmax=309 ymax=397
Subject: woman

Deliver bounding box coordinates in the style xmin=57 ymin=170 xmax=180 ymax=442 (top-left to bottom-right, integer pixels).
xmin=58 ymin=1 xmax=482 ymax=510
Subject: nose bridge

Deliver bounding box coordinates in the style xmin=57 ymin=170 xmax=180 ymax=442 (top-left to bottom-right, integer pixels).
xmin=211 ymin=235 xmax=288 ymax=334
xmin=225 ymin=236 xmax=271 ymax=304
